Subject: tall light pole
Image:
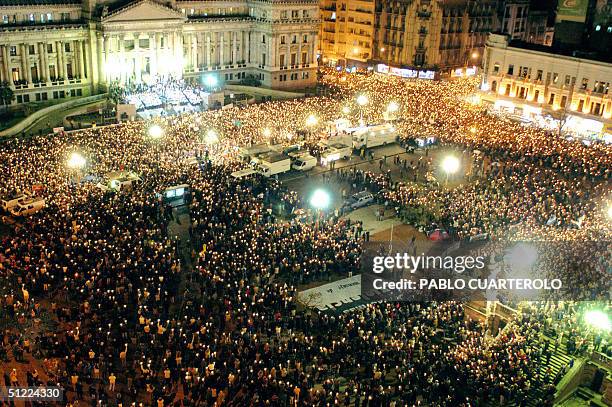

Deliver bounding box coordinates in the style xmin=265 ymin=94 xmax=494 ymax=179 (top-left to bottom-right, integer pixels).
xmin=67 ymin=152 xmax=87 ymax=184
xmin=387 ymin=101 xmax=400 ymax=121
xmin=357 ymin=94 xmax=368 ymax=126
xmin=442 ymin=155 xmax=460 ymax=186
xmin=310 ymin=189 xmax=331 ymax=233
xmin=148 ymin=125 xmax=164 ymax=139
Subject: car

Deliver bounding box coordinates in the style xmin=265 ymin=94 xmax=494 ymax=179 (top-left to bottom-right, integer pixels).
xmin=1 ymin=193 xmax=30 ymax=212
xmin=344 ymin=191 xmax=374 ymax=210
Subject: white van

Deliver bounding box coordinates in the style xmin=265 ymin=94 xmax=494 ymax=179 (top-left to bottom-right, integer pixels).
xmin=9 ymin=197 xmax=45 ymax=217
xmin=1 ymin=193 xmax=29 ymax=212
xmin=292 ymin=154 xmax=317 ymax=171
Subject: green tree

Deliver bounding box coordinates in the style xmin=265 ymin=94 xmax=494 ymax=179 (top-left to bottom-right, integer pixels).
xmin=108 ymin=80 xmax=125 ymax=105
xmin=0 ymin=81 xmax=15 ymax=111
xmin=239 ymin=74 xmax=262 ymax=87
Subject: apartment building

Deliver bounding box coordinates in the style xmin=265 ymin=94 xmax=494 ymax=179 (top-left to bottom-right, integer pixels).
xmin=482 ymin=33 xmax=612 ymax=123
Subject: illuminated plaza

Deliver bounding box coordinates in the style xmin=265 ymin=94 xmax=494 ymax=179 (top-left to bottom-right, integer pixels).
xmin=0 ymin=0 xmax=610 ymax=406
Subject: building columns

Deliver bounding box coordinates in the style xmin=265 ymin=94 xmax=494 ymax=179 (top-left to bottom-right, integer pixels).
xmin=246 ymin=32 xmax=250 ymax=64
xmin=0 ymin=46 xmax=7 ymax=84
xmin=23 ymin=44 xmax=32 ymax=84
xmin=61 ymin=41 xmax=68 ymax=79
xmin=206 ymin=34 xmax=211 ymax=68
xmin=150 ymin=32 xmax=157 ymax=78
xmin=55 ymin=41 xmax=62 ymax=79
xmin=134 ymin=33 xmax=141 ymax=82
xmin=38 ymin=42 xmax=47 ymax=82
xmin=78 ymin=40 xmax=86 ymax=79
xmin=118 ymin=35 xmax=125 ymax=82
xmin=97 ymin=34 xmax=105 ymax=84
xmin=197 ymin=33 xmax=203 ymax=68
xmin=191 ymin=33 xmax=198 ymax=70
xmin=230 ymin=32 xmax=235 ymax=65
xmin=219 ymin=32 xmax=224 ymax=67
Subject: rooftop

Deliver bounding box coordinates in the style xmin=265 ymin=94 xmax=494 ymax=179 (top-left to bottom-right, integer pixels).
xmin=507 ymin=39 xmax=612 ymax=64
xmin=0 ymin=0 xmax=80 ymax=5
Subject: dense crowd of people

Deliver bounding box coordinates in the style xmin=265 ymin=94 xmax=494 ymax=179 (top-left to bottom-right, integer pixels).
xmin=0 ymin=69 xmax=609 ymax=405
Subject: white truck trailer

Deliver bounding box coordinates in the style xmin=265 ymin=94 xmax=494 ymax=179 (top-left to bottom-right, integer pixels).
xmin=351 ymin=124 xmax=397 ymax=149
xmin=257 ymin=153 xmax=292 ymax=177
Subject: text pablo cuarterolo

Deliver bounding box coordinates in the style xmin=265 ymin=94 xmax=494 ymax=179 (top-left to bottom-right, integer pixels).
xmin=370 ymin=253 xmax=563 ymax=292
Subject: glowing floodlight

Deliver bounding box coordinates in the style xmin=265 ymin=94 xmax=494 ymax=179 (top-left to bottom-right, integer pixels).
xmin=584 ymin=310 xmax=611 ymax=331
xmin=306 ymin=115 xmax=318 ymax=127
xmin=442 ymin=155 xmax=460 ymax=175
xmin=310 ymin=189 xmax=330 ymax=210
xmin=204 ymin=129 xmax=219 ymax=145
xmin=356 ymin=95 xmax=369 ymax=106
xmin=204 ymin=75 xmax=218 ymax=87
xmin=149 ymin=125 xmax=163 ymax=139
xmin=67 ymin=152 xmax=86 ymax=169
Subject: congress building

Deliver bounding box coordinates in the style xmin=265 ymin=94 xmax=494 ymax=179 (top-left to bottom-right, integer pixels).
xmin=0 ymin=0 xmax=319 ymax=106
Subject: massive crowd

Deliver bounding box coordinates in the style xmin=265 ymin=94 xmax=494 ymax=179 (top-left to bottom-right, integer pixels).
xmin=0 ymin=69 xmax=609 ymax=405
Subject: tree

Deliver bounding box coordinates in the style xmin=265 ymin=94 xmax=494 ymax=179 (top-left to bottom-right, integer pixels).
xmin=550 ymin=106 xmax=570 ymax=137
xmin=108 ymin=80 xmax=125 ymax=105
xmin=0 ymin=81 xmax=15 ymax=111
xmin=239 ymin=75 xmax=262 ymax=87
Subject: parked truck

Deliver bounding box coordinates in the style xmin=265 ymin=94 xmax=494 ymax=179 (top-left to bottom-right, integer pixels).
xmin=351 ymin=124 xmax=397 ymax=149
xmin=257 ymin=153 xmax=292 ymax=177
xmin=239 ymin=144 xmax=273 ymax=164
xmin=320 ymin=142 xmax=353 ymax=166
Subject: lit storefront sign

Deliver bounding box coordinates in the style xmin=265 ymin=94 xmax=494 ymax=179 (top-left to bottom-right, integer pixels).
xmin=453 ymin=66 xmax=477 ymax=77
xmin=376 ymin=64 xmax=436 ymax=80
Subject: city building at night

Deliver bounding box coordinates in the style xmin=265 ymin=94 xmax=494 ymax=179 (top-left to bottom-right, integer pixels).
xmin=0 ymin=0 xmax=319 ymax=107
xmin=0 ymin=1 xmax=611 ymax=406
xmin=481 ymin=33 xmax=612 ymax=135
xmin=319 ymin=0 xmax=497 ymax=75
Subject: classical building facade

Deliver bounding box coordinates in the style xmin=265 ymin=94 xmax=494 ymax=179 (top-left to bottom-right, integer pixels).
xmin=482 ymin=33 xmax=612 ymax=122
xmin=0 ymin=0 xmax=319 ymax=106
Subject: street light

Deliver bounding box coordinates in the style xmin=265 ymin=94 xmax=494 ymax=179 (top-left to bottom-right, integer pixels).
xmin=387 ymin=101 xmax=399 ymax=113
xmin=310 ymin=189 xmax=331 ymax=210
xmin=584 ymin=310 xmax=611 ymax=331
xmin=204 ymin=129 xmax=219 ymax=145
xmin=306 ymin=114 xmax=318 ymax=127
xmin=149 ymin=125 xmax=163 ymax=139
xmin=442 ymin=155 xmax=460 ymax=185
xmin=342 ymin=106 xmax=351 ymax=115
xmin=262 ymin=128 xmax=272 ymax=138
xmin=67 ymin=152 xmax=86 ymax=169
xmin=356 ymin=95 xmax=368 ymax=125
xmin=204 ymin=74 xmax=218 ymax=88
